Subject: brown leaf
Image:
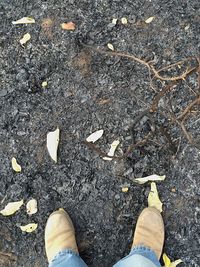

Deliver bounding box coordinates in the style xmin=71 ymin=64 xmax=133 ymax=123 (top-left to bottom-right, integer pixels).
xmin=98 ymin=99 xmax=111 ymax=105
xmin=61 ymin=22 xmax=76 ymax=30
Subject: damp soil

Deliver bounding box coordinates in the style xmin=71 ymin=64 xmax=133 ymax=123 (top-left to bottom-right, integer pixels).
xmin=0 ymin=1 xmax=200 ymax=266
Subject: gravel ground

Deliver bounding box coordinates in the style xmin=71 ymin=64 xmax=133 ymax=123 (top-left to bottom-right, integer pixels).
xmin=0 ymin=0 xmax=200 ymax=266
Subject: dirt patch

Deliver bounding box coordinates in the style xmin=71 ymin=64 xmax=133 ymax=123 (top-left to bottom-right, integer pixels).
xmin=0 ymin=0 xmax=200 ymax=266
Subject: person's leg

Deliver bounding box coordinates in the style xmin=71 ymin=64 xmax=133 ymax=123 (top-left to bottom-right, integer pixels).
xmin=113 ymin=207 xmax=164 ymax=267
xmin=45 ymin=209 xmax=88 ymax=267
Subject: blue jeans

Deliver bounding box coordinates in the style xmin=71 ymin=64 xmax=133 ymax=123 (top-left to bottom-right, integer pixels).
xmin=49 ymin=246 xmax=161 ymax=267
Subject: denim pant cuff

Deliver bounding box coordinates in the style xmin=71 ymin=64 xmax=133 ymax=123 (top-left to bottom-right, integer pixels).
xmin=50 ymin=249 xmax=79 ymax=263
xmin=130 ymin=245 xmax=161 ymax=267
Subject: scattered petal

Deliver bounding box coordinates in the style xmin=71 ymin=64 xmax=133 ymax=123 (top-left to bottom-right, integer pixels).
xmin=122 ymin=187 xmax=129 ymax=193
xmin=163 ymin=253 xmax=183 ymax=267
xmin=26 ymin=199 xmax=38 ymax=215
xmin=19 ymin=223 xmax=38 ymax=233
xmin=42 ymin=81 xmax=48 ymax=88
xmin=107 ymin=43 xmax=114 ymax=51
xmin=145 ymin=16 xmax=155 ymax=24
xmin=11 ymin=157 xmax=22 ymax=172
xmin=134 ymin=174 xmax=166 ymax=184
xmin=0 ymin=200 xmax=24 ymax=216
xmin=148 ymin=182 xmax=163 ymax=212
xmin=112 ymin=18 xmax=118 ymax=25
xmin=47 ymin=127 xmax=60 ymax=163
xmin=103 ymin=140 xmax=120 ymax=161
xmin=86 ymin=130 xmax=104 ymax=143
xmin=121 ymin=17 xmax=128 ymax=24
xmin=61 ymin=22 xmax=76 ymax=30
xmin=12 ymin=17 xmax=35 ymax=25
xmin=20 ymin=33 xmax=31 ymax=46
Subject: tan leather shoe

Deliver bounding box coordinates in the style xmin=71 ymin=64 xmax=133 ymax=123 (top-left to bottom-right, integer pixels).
xmin=132 ymin=207 xmax=164 ymax=259
xmin=45 ymin=208 xmax=78 ymax=262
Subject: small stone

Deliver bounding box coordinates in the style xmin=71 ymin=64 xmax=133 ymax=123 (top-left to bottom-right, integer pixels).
xmin=129 ymin=15 xmax=136 ymax=23
xmin=16 ymin=69 xmax=28 ymax=82
xmin=17 ymin=131 xmax=26 ymax=136
xmin=0 ymin=89 xmax=8 ymax=97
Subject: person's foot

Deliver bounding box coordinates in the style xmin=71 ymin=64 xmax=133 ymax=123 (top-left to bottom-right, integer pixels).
xmin=132 ymin=207 xmax=164 ymax=259
xmin=45 ymin=208 xmax=78 ymax=262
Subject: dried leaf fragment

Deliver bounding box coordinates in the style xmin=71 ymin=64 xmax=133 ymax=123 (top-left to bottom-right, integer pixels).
xmin=148 ymin=182 xmax=163 ymax=212
xmin=163 ymin=253 xmax=183 ymax=267
xmin=121 ymin=17 xmax=128 ymax=24
xmin=61 ymin=22 xmax=76 ymax=30
xmin=0 ymin=200 xmax=23 ymax=216
xmin=26 ymin=199 xmax=38 ymax=215
xmin=19 ymin=223 xmax=38 ymax=233
xmin=47 ymin=127 xmax=60 ymax=162
xmin=11 ymin=157 xmax=22 ymax=172
xmin=103 ymin=140 xmax=120 ymax=161
xmin=145 ymin=16 xmax=155 ymax=24
xmin=20 ymin=33 xmax=31 ymax=45
xmin=42 ymin=81 xmax=48 ymax=88
xmin=134 ymin=174 xmax=166 ymax=184
xmin=12 ymin=17 xmax=35 ymax=25
xmin=86 ymin=130 xmax=104 ymax=143
xmin=107 ymin=43 xmax=114 ymax=51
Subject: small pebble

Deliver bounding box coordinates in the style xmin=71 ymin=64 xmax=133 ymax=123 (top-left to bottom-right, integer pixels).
xmin=115 ymin=194 xmax=120 ymax=200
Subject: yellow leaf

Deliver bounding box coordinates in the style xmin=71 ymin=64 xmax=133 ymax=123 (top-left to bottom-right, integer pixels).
xmin=19 ymin=223 xmax=38 ymax=233
xmin=11 ymin=157 xmax=21 ymax=172
xmin=163 ymin=253 xmax=183 ymax=267
xmin=148 ymin=182 xmax=163 ymax=212
xmin=20 ymin=33 xmax=31 ymax=45
xmin=184 ymin=25 xmax=190 ymax=31
xmin=86 ymin=130 xmax=104 ymax=143
xmin=12 ymin=17 xmax=35 ymax=25
xmin=26 ymin=199 xmax=38 ymax=215
xmin=47 ymin=127 xmax=60 ymax=162
xmin=103 ymin=140 xmax=120 ymax=161
xmin=122 ymin=187 xmax=129 ymax=192
xmin=134 ymin=174 xmax=166 ymax=184
xmin=42 ymin=81 xmax=48 ymax=88
xmin=145 ymin=16 xmax=155 ymax=24
xmin=163 ymin=253 xmax=171 ymax=267
xmin=121 ymin=17 xmax=128 ymax=24
xmin=112 ymin=18 xmax=117 ymax=25
xmin=0 ymin=200 xmax=24 ymax=216
xmin=107 ymin=43 xmax=114 ymax=51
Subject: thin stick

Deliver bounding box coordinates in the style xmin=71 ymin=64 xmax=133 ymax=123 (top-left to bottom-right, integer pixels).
xmin=150 ymin=82 xmax=177 ymax=112
xmin=157 ymin=58 xmax=193 ymax=73
xmin=81 ymin=42 xmax=198 ymax=82
xmin=177 ymin=96 xmax=200 ymax=121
